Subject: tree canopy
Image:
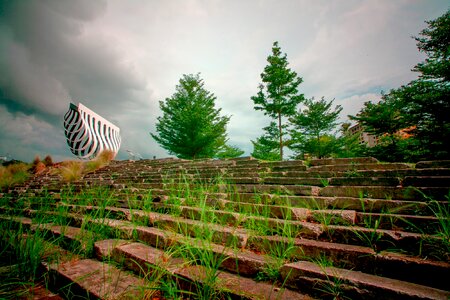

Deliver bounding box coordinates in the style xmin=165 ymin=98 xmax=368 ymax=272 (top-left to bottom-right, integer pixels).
xmin=251 ymin=41 xmax=304 ymax=160
xmin=251 ymin=122 xmax=282 ymax=161
xmin=350 ymin=10 xmax=450 ymax=160
xmin=289 ymin=97 xmax=342 ymax=159
xmin=151 ymin=74 xmax=230 ymax=159
xmin=215 ymin=144 xmax=244 ymax=159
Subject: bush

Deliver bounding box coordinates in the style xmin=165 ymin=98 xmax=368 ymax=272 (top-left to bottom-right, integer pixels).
xmin=60 ymin=161 xmax=84 ymax=182
xmin=0 ymin=163 xmax=30 ymax=190
xmin=85 ymin=150 xmax=115 ymax=173
xmin=42 ymin=155 xmax=54 ymax=167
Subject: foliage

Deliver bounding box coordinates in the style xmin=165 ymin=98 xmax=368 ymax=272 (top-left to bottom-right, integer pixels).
xmin=85 ymin=149 xmax=115 ymax=172
xmin=0 ymin=162 xmax=29 ymax=190
xmin=334 ymin=123 xmax=367 ymax=158
xmin=151 ymin=73 xmax=230 ymax=159
xmin=289 ymin=97 xmax=342 ymax=159
xmin=251 ymin=41 xmax=305 ymax=160
xmin=60 ymin=161 xmax=84 ymax=182
xmin=350 ymin=10 xmax=450 ymax=161
xmin=350 ymin=93 xmax=404 ymax=138
xmin=215 ymin=144 xmax=244 ymax=159
xmin=251 ymin=122 xmax=282 ymax=161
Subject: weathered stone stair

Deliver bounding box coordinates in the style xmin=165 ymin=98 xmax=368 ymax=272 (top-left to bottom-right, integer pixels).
xmin=1 ymin=157 xmax=449 ymax=299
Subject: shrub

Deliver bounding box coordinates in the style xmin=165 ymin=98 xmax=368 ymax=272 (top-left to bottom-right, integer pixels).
xmin=85 ymin=150 xmax=115 ymax=173
xmin=60 ymin=161 xmax=84 ymax=182
xmin=0 ymin=163 xmax=30 ymax=189
xmin=42 ymin=155 xmax=54 ymax=167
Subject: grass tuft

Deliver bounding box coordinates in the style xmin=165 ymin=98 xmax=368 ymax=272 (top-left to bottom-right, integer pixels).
xmin=0 ymin=163 xmax=30 ymax=190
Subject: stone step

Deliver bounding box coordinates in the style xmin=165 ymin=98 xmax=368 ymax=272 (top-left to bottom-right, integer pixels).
xmin=309 ymin=162 xmax=412 ymax=172
xmin=319 ymin=186 xmax=449 ymax=200
xmin=402 ymin=176 xmax=450 ymax=187
xmin=215 ymin=200 xmax=357 ymax=224
xmin=355 ymin=212 xmax=441 ymax=233
xmin=4 ymin=211 xmax=449 ymax=292
xmin=103 ymin=241 xmax=312 ymax=299
xmin=219 ymin=193 xmax=439 ymax=214
xmin=322 ymin=224 xmax=446 ymax=258
xmin=247 ymin=235 xmax=450 ymax=290
xmin=416 ymin=160 xmax=450 ymax=169
xmin=280 ymin=261 xmax=450 ymax=299
xmin=47 ymin=258 xmax=147 ymax=299
xmin=329 ymin=177 xmax=401 ymax=186
xmin=260 ymin=160 xmax=306 ymax=168
xmin=262 ymin=177 xmax=326 ymax=186
xmin=309 ymin=157 xmax=378 ymax=166
xmin=50 ymin=203 xmax=446 ymax=259
xmin=224 ymin=184 xmax=319 ymax=196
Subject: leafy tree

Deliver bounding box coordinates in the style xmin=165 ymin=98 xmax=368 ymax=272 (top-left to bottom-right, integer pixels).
xmin=289 ymin=97 xmax=342 ymax=158
xmin=349 ymin=92 xmax=405 ymax=149
xmin=398 ymin=11 xmax=450 ymax=159
xmin=251 ymin=41 xmax=305 ymax=160
xmin=215 ymin=144 xmax=244 ymax=159
xmin=251 ymin=122 xmax=282 ymax=161
xmin=151 ymin=74 xmax=230 ymax=159
xmin=351 ymin=10 xmax=450 ymax=160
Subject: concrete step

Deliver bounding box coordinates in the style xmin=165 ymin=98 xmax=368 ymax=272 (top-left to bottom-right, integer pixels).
xmin=280 ymin=260 xmax=450 ymax=299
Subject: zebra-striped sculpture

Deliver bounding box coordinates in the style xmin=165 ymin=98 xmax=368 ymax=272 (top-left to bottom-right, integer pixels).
xmin=64 ymin=103 xmax=121 ymax=159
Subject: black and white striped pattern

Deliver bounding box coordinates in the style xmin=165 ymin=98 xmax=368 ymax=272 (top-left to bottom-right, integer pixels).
xmin=63 ymin=103 xmax=121 ymax=159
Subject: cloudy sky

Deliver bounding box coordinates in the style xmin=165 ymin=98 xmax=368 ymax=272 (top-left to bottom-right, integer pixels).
xmin=0 ymin=0 xmax=448 ymax=162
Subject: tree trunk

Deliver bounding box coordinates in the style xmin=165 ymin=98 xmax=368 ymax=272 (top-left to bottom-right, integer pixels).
xmin=278 ymin=112 xmax=283 ymax=160
xmin=317 ymin=134 xmax=321 ymax=159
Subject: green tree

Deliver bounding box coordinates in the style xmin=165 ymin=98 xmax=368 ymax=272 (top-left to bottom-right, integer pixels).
xmin=251 ymin=122 xmax=282 ymax=161
xmin=251 ymin=41 xmax=305 ymax=160
xmin=397 ymin=10 xmax=450 ymax=159
xmin=351 ymin=10 xmax=450 ymax=160
xmin=335 ymin=122 xmax=367 ymax=158
xmin=215 ymin=144 xmax=244 ymax=159
xmin=289 ymin=97 xmax=342 ymax=158
xmin=349 ymin=92 xmax=405 ymax=149
xmin=151 ymin=74 xmax=230 ymax=159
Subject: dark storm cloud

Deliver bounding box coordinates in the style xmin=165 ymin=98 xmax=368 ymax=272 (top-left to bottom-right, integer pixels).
xmin=0 ymin=0 xmax=154 ymax=161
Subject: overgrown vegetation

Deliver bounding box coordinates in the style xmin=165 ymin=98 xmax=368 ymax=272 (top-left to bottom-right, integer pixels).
xmin=0 ymin=157 xmax=449 ymax=298
xmin=0 ymin=163 xmax=29 ymax=190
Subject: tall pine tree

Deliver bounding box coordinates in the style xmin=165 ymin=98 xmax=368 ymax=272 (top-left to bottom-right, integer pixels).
xmin=151 ymin=74 xmax=230 ymax=159
xmin=251 ymin=41 xmax=304 ymax=160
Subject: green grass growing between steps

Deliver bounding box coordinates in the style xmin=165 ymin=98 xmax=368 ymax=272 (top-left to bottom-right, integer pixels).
xmin=2 ymin=168 xmax=449 ymax=299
